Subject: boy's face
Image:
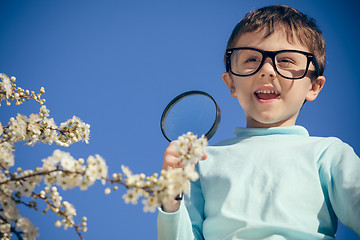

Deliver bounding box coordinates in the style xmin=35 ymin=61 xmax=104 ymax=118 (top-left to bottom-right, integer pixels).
xmin=222 ymin=30 xmax=325 ymax=128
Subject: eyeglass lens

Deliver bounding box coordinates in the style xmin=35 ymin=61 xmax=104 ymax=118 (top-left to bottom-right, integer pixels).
xmin=230 ymin=49 xmax=309 ymax=79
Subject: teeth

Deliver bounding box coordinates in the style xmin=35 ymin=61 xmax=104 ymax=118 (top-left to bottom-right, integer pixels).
xmin=255 ymin=90 xmax=279 ymax=94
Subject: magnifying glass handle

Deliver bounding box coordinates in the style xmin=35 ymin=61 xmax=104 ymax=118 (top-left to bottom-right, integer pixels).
xmin=175 ymin=193 xmax=183 ymax=201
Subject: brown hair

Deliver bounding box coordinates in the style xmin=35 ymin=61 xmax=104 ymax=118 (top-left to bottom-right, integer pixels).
xmin=226 ymin=5 xmax=326 ymax=76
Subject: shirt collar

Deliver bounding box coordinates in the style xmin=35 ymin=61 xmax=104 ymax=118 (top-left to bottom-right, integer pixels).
xmin=234 ymin=125 xmax=309 ymax=138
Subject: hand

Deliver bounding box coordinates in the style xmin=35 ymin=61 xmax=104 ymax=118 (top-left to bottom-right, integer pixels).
xmin=162 ymin=141 xmax=207 ymax=170
xmin=161 ymin=141 xmax=207 ymax=212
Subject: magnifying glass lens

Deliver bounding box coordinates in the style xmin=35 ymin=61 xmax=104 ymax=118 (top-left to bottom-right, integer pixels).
xmin=161 ymin=91 xmax=220 ymax=142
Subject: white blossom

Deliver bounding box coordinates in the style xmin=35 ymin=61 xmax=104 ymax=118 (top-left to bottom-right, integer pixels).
xmin=142 ymin=196 xmax=158 ymax=213
xmin=118 ymin=132 xmax=208 ymax=210
xmin=0 ymin=222 xmax=11 ymax=234
xmin=0 ymin=73 xmax=13 ymax=99
xmin=39 ymin=105 xmax=50 ymax=117
xmin=8 ymin=114 xmax=28 ymax=142
xmin=17 ymin=176 xmax=38 ymax=197
xmin=0 ymin=72 xmax=209 ymax=239
xmin=173 ymin=132 xmax=207 ymax=166
xmin=60 ymin=153 xmax=76 ymax=171
xmin=0 ymin=122 xmax=3 ymax=137
xmin=0 ymin=194 xmax=20 ymax=221
xmin=15 ymin=217 xmax=39 ymax=240
xmin=122 ymin=188 xmax=142 ymax=205
xmin=57 ymin=116 xmax=90 ymax=146
xmin=85 ymin=154 xmax=108 ymax=185
xmin=0 ymin=142 xmax=15 ymax=169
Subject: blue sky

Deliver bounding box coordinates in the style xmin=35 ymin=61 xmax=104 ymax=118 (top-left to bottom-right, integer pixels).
xmin=0 ymin=0 xmax=359 ymax=239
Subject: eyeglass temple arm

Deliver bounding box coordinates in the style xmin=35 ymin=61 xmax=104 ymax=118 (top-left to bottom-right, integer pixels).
xmin=310 ymin=56 xmax=321 ymax=76
xmin=225 ymin=52 xmax=231 ymax=72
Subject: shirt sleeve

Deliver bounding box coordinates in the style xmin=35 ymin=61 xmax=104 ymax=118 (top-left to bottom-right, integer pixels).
xmin=185 ymin=174 xmax=205 ymax=240
xmin=157 ymin=168 xmax=205 ymax=240
xmin=318 ymin=140 xmax=360 ymax=235
xmin=157 ymin=201 xmax=193 ymax=240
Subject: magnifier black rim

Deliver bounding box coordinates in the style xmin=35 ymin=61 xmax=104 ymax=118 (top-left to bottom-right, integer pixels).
xmin=160 ymin=90 xmax=221 ymax=142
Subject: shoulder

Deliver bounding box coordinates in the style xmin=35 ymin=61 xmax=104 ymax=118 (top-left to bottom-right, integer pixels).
xmin=310 ymin=136 xmax=359 ymax=171
xmin=308 ymin=136 xmax=356 ymax=154
xmin=296 ymin=135 xmax=359 ymax=164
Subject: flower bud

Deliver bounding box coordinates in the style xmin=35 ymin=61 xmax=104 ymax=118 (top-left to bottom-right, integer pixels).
xmin=55 ymin=220 xmax=62 ymax=228
xmin=104 ymin=188 xmax=111 ymax=195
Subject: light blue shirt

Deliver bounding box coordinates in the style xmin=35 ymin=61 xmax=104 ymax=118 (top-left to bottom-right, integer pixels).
xmin=157 ymin=126 xmax=360 ymax=239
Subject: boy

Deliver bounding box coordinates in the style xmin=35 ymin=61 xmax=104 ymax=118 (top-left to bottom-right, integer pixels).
xmin=157 ymin=5 xmax=360 ymax=240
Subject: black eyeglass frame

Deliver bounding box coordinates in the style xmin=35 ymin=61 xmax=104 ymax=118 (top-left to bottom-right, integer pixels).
xmin=225 ymin=47 xmax=320 ymax=80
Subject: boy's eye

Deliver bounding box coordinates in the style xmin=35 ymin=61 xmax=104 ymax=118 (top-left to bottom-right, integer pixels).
xmin=277 ymin=58 xmax=295 ymax=64
xmin=244 ymin=56 xmax=261 ymax=63
xmin=232 ymin=50 xmax=262 ymax=65
xmin=241 ymin=54 xmax=262 ymax=64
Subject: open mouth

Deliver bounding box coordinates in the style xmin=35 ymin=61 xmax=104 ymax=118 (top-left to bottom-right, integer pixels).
xmin=254 ymin=90 xmax=280 ymax=100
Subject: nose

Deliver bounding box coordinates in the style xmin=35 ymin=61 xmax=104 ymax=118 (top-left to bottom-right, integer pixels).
xmin=259 ymin=57 xmax=276 ymax=79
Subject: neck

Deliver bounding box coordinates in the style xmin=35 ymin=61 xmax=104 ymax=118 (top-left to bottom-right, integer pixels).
xmin=246 ymin=118 xmax=297 ymax=128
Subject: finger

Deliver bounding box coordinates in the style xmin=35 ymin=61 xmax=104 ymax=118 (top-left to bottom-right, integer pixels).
xmin=174 ymin=160 xmax=185 ymax=168
xmin=164 ymin=142 xmax=179 ymax=157
xmin=162 ymin=155 xmax=182 ymax=170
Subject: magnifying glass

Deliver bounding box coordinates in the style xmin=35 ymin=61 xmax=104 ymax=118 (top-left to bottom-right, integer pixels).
xmin=160 ymin=90 xmax=221 ymax=142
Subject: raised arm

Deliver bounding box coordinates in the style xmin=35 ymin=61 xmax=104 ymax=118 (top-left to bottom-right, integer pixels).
xmin=157 ymin=142 xmax=206 ymax=240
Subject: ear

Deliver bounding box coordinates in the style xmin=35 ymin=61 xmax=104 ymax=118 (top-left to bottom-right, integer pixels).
xmin=222 ymin=72 xmax=237 ymax=97
xmin=306 ymin=76 xmax=325 ymax=101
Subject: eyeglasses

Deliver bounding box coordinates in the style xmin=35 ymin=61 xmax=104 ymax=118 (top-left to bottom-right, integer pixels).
xmin=225 ymin=47 xmax=320 ymax=80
